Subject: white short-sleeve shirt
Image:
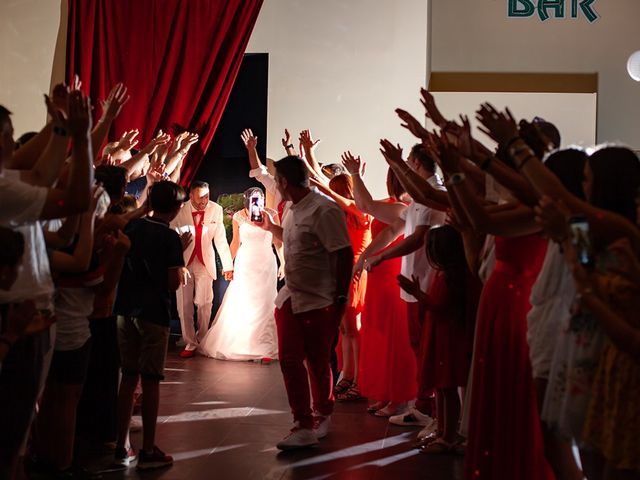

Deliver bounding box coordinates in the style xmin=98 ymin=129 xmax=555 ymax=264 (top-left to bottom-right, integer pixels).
xmin=399 ymin=176 xmax=447 ymax=302
xmin=275 ymin=191 xmax=352 ymax=314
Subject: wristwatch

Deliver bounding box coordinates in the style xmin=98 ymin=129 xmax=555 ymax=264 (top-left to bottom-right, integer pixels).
xmin=335 ymin=295 xmax=348 ymax=306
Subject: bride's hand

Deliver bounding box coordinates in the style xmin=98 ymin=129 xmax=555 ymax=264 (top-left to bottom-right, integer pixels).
xmin=277 ymin=264 xmax=285 ymax=280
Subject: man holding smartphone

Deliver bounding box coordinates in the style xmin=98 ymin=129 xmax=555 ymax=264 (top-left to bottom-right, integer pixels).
xmin=257 ymin=155 xmax=353 ymax=450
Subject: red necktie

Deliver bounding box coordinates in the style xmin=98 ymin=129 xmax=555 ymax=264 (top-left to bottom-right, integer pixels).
xmin=187 ymin=211 xmax=205 ymax=265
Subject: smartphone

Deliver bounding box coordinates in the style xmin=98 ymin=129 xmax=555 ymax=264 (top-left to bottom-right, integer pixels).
xmin=568 ymin=215 xmax=594 ymax=269
xmin=249 ymin=193 xmax=263 ymax=223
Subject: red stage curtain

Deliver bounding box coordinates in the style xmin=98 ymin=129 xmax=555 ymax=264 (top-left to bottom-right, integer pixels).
xmin=66 ymin=0 xmax=263 ymax=186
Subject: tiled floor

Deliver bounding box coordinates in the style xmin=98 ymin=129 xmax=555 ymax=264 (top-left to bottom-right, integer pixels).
xmin=79 ymin=351 xmax=463 ymax=480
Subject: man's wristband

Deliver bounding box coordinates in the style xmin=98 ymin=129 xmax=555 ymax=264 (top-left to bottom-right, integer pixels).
xmin=285 ymin=144 xmax=294 ymax=150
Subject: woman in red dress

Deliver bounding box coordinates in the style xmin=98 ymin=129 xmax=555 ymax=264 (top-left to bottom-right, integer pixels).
xmin=343 ymin=155 xmax=417 ymax=413
xmin=312 ymin=172 xmax=372 ymax=400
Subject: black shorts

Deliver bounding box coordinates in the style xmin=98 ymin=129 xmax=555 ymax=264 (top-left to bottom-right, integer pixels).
xmin=49 ymin=339 xmax=92 ymax=385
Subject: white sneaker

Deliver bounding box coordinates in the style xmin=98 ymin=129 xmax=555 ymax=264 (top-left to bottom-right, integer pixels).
xmin=313 ymin=415 xmax=331 ymax=439
xmin=417 ymin=418 xmax=438 ymax=439
xmin=276 ymin=428 xmax=319 ymax=450
xmin=388 ymin=407 xmax=434 ymax=427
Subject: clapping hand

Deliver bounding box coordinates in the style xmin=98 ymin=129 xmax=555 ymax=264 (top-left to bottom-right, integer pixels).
xmin=241 ymin=128 xmax=258 ymax=150
xmin=146 ymin=153 xmax=167 ymax=183
xmin=341 ymin=151 xmax=362 ymax=175
xmin=396 ymin=108 xmax=430 ymax=141
xmin=281 ymin=128 xmax=293 ymax=150
xmin=475 ymin=103 xmax=519 ymax=146
xmin=176 ymin=131 xmax=199 ymax=153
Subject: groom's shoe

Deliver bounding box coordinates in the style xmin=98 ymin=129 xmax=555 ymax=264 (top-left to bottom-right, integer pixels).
xmin=313 ymin=414 xmax=331 ymax=439
xmin=179 ymin=348 xmax=195 ymax=359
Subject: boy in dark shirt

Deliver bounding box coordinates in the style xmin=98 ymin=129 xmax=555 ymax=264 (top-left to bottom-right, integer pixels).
xmin=113 ymin=181 xmax=190 ymax=470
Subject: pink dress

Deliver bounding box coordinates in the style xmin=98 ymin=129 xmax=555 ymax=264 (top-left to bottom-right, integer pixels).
xmin=465 ymin=235 xmax=554 ymax=480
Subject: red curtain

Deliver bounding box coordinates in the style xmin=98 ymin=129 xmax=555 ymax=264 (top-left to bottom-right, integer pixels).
xmin=66 ymin=0 xmax=263 ymax=186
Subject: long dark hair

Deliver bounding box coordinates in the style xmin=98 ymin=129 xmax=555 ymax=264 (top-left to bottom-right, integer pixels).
xmin=589 ymin=146 xmax=640 ymax=223
xmin=544 ymin=148 xmax=587 ymax=200
xmin=425 ymin=225 xmax=467 ymax=322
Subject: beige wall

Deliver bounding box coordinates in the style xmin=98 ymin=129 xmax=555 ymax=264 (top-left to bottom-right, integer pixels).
xmin=246 ymin=0 xmax=430 ymax=198
xmin=0 ymin=0 xmax=66 ymax=136
xmin=430 ymin=0 xmax=640 ymax=149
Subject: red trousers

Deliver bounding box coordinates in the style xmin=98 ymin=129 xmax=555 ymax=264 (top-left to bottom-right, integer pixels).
xmin=275 ymin=300 xmax=342 ymax=429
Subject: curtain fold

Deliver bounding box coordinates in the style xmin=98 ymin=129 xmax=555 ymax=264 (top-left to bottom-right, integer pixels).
xmin=66 ymin=0 xmax=263 ymax=186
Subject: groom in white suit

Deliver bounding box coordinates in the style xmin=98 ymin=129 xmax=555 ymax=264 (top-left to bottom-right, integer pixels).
xmin=171 ymin=180 xmax=233 ymax=357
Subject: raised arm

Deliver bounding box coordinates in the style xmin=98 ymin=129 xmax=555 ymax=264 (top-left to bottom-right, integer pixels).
xmin=91 ymin=83 xmax=129 ymax=159
xmin=379 ymin=139 xmax=449 ymax=211
xmin=341 ymin=151 xmax=407 ymax=224
xmin=299 ymin=129 xmax=324 ymax=178
xmin=309 ymin=176 xmax=368 ymax=222
xmin=165 ymin=132 xmax=198 ymax=176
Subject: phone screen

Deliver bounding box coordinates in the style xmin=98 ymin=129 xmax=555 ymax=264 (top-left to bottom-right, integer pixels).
xmin=250 ymin=195 xmax=263 ymax=222
xmin=569 ymin=216 xmax=593 ymax=268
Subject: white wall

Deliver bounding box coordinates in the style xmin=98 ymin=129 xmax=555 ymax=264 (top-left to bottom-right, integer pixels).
xmin=0 ymin=0 xmax=64 ymax=136
xmin=246 ymin=0 xmax=430 ymax=198
xmin=430 ymin=0 xmax=640 ymax=149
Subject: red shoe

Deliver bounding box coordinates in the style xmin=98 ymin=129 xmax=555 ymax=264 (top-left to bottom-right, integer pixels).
xmin=179 ymin=348 xmax=195 ymax=359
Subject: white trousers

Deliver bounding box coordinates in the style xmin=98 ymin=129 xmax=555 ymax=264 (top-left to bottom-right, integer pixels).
xmin=177 ymin=259 xmax=214 ymax=351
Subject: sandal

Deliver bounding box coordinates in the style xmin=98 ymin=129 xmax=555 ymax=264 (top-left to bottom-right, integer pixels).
xmin=420 ymin=436 xmax=463 ymax=455
xmin=334 ymin=378 xmax=353 ymax=396
xmin=413 ymin=431 xmax=442 ymax=449
xmin=337 ymin=382 xmax=364 ymax=402
xmin=367 ymin=401 xmax=388 ymax=413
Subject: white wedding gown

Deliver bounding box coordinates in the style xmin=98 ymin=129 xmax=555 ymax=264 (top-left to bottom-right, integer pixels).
xmin=199 ymin=211 xmax=278 ymax=360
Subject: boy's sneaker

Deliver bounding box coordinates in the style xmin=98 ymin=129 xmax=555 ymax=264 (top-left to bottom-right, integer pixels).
xmin=276 ymin=427 xmax=319 ymax=450
xmin=313 ymin=414 xmax=331 ymax=439
xmin=388 ymin=407 xmax=434 ymax=427
xmin=136 ymin=446 xmax=173 ymax=470
xmin=114 ymin=446 xmax=137 ymax=466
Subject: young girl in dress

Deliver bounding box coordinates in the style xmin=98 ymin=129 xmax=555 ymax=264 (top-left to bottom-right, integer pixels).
xmin=398 ymin=224 xmax=481 ymax=453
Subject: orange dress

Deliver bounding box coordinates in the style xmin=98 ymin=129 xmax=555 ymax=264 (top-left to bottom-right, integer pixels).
xmin=346 ymin=212 xmax=372 ymax=313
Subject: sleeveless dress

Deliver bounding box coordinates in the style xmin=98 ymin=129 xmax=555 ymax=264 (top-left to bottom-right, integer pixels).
xmin=419 ymin=269 xmax=480 ymax=391
xmin=465 ymin=235 xmax=554 ymax=480
xmin=199 ymin=211 xmax=278 ymax=360
xmin=346 ymin=213 xmax=372 ymax=313
xmin=358 ymin=217 xmax=417 ymax=403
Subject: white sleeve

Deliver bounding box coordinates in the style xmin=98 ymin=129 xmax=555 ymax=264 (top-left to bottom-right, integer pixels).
xmin=212 ymin=206 xmax=233 ymax=271
xmin=249 ymin=165 xmax=277 ymax=195
xmin=0 ymin=176 xmax=47 ymax=226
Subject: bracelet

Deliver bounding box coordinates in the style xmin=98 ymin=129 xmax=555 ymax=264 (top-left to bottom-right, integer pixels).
xmin=479 ymin=156 xmax=492 ymax=171
xmin=350 ymin=172 xmax=360 ymax=177
xmin=285 ymin=144 xmax=294 ymax=150
xmin=53 ymin=125 xmax=68 ymax=137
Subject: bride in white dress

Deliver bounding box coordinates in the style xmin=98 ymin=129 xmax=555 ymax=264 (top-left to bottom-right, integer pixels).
xmin=199 ymin=188 xmax=281 ymax=360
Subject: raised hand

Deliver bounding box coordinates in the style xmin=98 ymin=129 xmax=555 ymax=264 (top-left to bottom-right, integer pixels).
xmin=379 ymin=139 xmax=404 ymax=166
xmin=420 ymin=88 xmax=447 ymax=127
xmin=71 ymin=74 xmax=83 ymax=92
xmin=117 ymin=129 xmax=140 ymax=152
xmin=396 ymin=108 xmax=429 ymax=141
xmin=241 ymin=128 xmax=258 ymax=150
xmin=66 ymin=90 xmax=92 ymax=139
xmin=44 ymin=93 xmax=68 ymax=130
xmin=475 ymin=103 xmax=518 ymax=146
xmin=146 ymin=153 xmax=167 ymax=183
xmin=143 ymin=131 xmax=171 ymax=155
xmin=281 ymin=128 xmax=292 ymax=149
xmin=51 ymin=83 xmax=70 ymax=116
xmin=341 ymin=151 xmax=362 ymax=175
xmin=434 ymin=130 xmax=462 ymax=173
xmin=178 ymin=132 xmax=199 ymax=152
xmin=299 ymin=129 xmax=320 ymax=152
xmin=100 ymin=83 xmax=130 ymax=121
